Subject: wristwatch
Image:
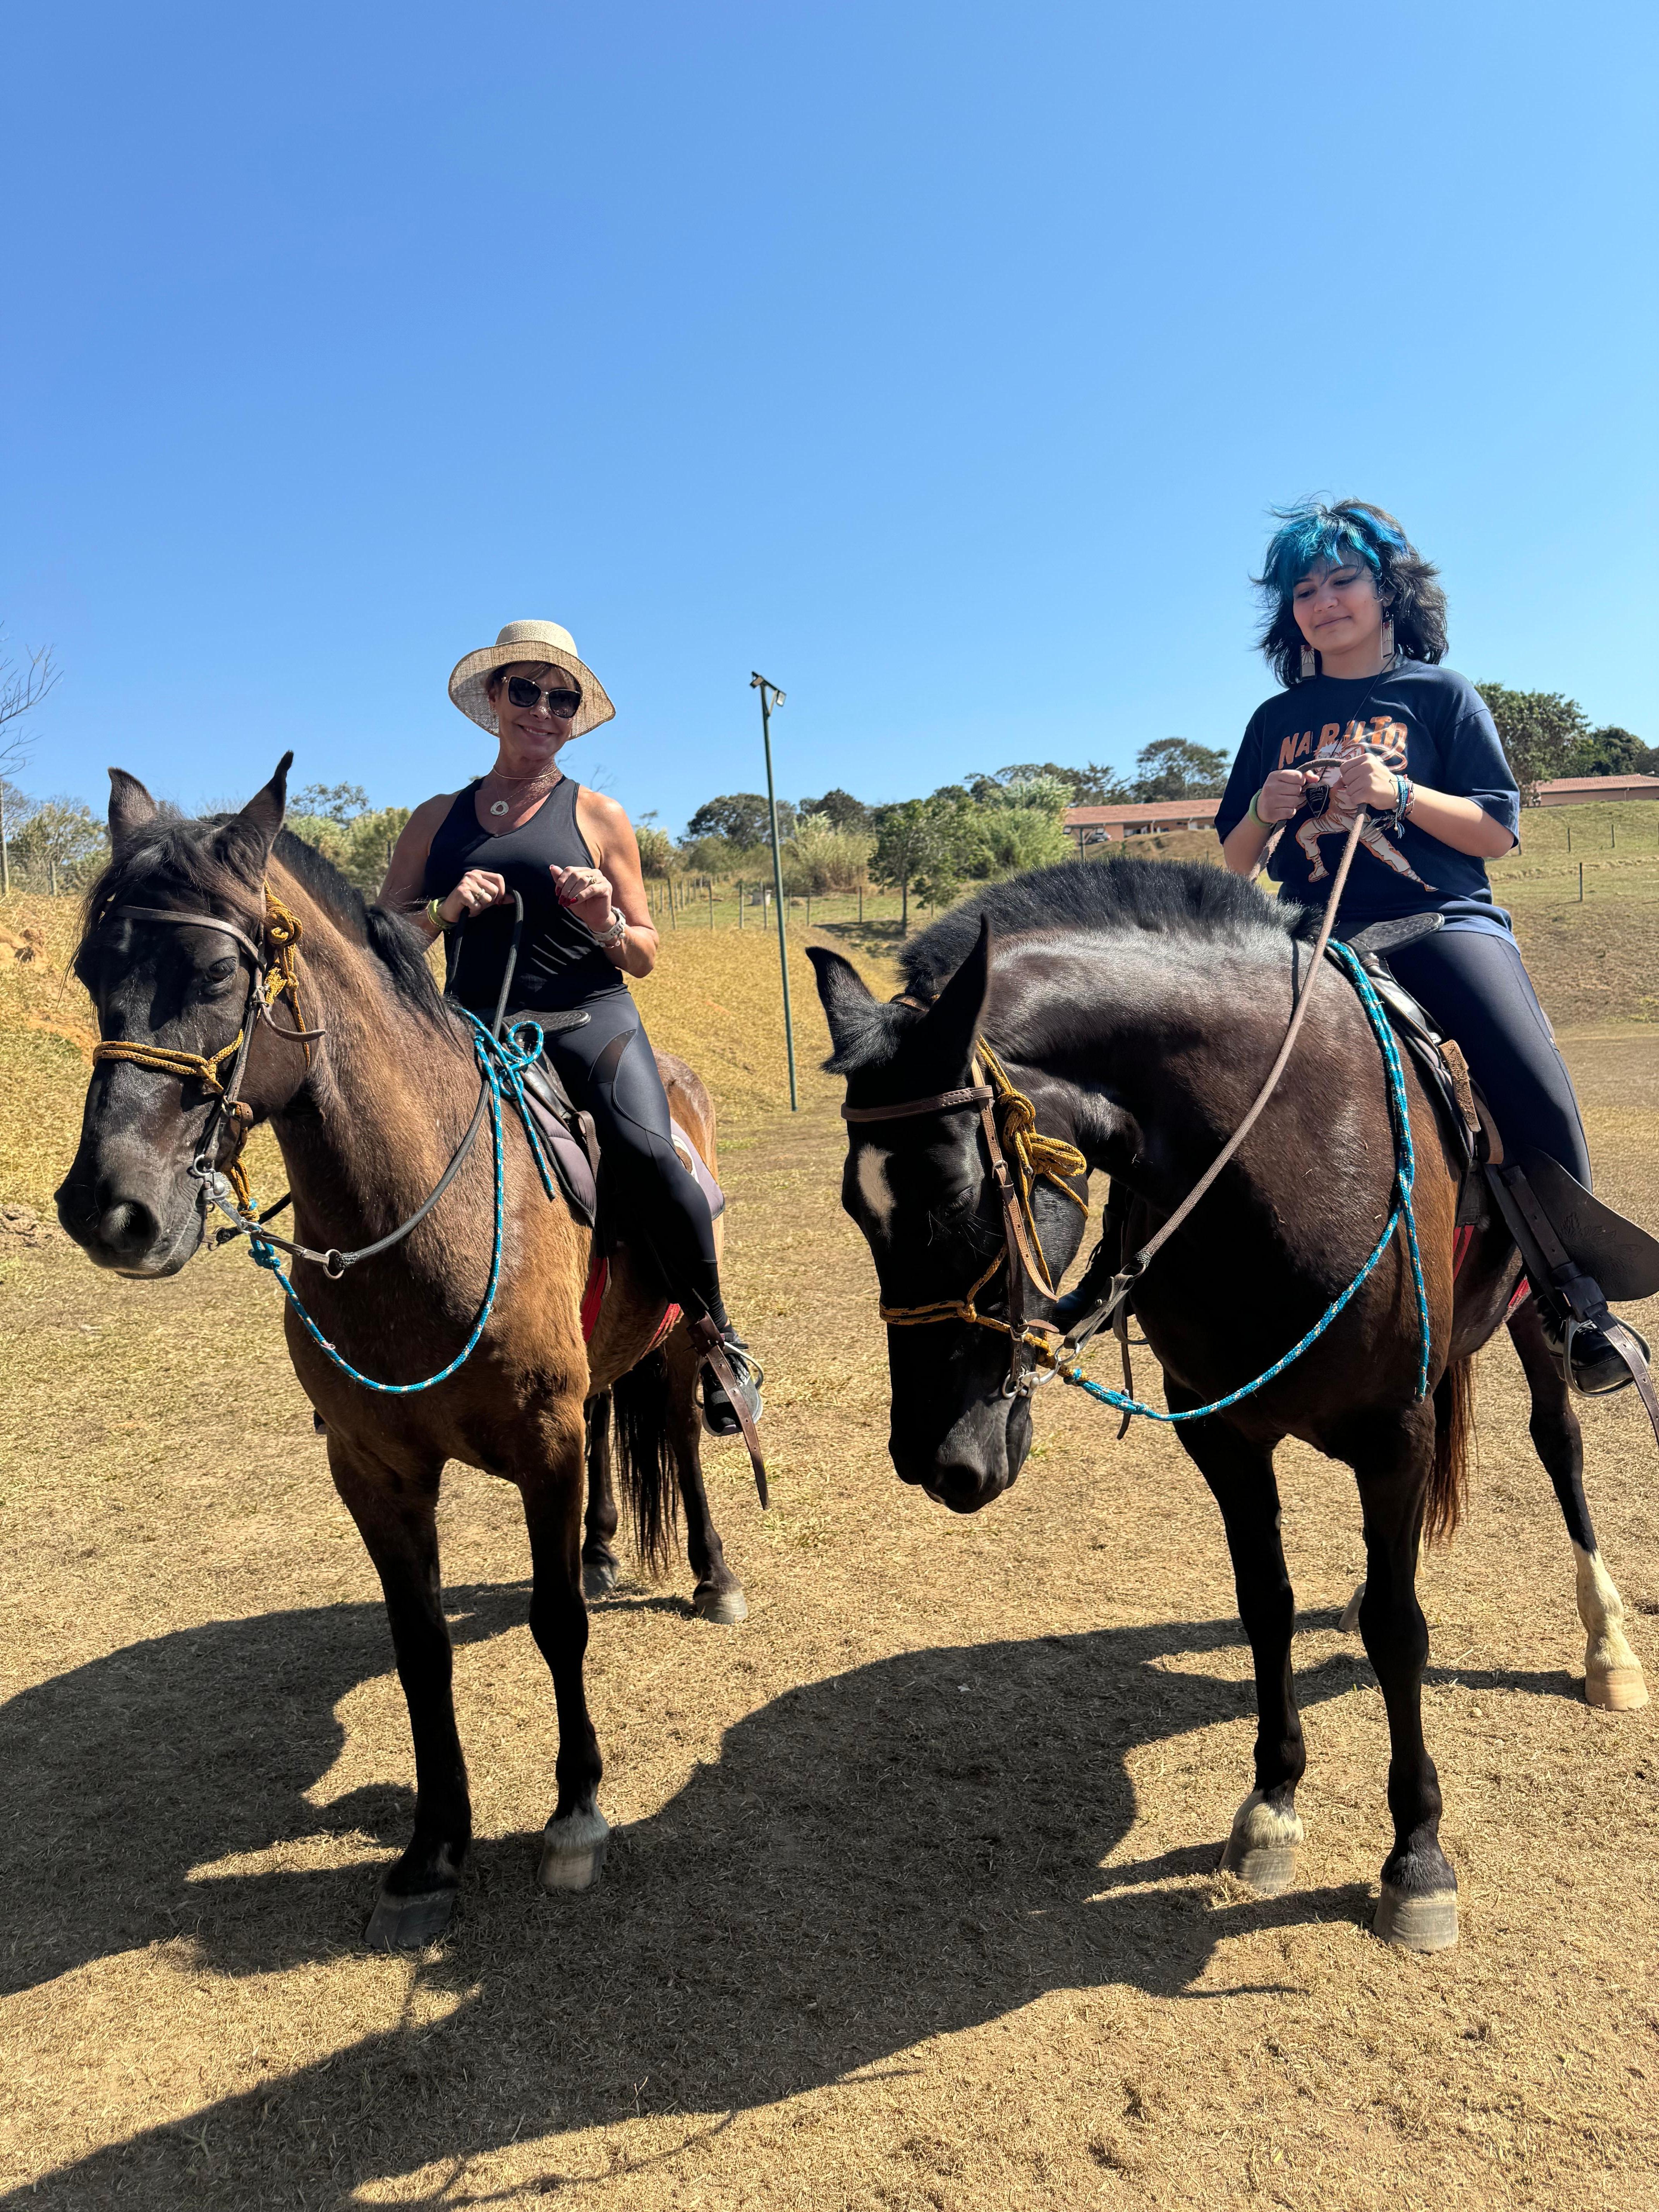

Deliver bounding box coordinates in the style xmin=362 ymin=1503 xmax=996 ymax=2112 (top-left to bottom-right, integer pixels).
xmin=594 ymin=907 xmax=627 ymax=949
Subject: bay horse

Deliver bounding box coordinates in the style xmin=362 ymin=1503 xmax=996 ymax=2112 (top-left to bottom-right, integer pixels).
xmin=809 ymin=857 xmax=1646 ymax=1953
xmin=56 ymin=756 xmax=747 ymax=1947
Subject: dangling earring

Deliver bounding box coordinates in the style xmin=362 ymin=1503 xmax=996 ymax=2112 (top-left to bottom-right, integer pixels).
xmin=1300 ymin=643 xmax=1317 ymax=680
xmin=1381 ymin=617 xmax=1396 ymax=665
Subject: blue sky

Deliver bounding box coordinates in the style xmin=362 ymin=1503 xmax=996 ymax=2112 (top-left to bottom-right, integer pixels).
xmin=4 ymin=1 xmax=1654 ymax=837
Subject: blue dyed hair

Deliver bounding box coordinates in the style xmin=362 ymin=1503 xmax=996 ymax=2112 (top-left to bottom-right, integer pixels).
xmin=1254 ymin=498 xmax=1448 ymax=686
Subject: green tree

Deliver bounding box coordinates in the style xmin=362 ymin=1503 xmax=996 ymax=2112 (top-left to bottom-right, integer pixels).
xmin=871 ymin=799 xmax=960 ymax=934
xmin=1565 ymin=725 xmax=1652 ymax=778
xmin=1129 ymin=738 xmax=1230 ymax=802
xmin=972 ymin=762 xmax=1129 ymax=805
xmin=12 ymin=796 xmax=108 ymax=892
xmin=293 ymin=780 xmax=371 ymax=822
xmin=797 ymin=787 xmax=874 ymax=832
xmin=686 ymin=792 xmax=796 ymax=847
xmin=635 ymin=823 xmax=673 ymax=877
xmin=1476 ymin=684 xmax=1589 ymax=801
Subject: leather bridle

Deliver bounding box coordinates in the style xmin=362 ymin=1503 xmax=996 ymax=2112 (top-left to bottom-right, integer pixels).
xmin=843 ymin=1044 xmax=1087 ymax=1397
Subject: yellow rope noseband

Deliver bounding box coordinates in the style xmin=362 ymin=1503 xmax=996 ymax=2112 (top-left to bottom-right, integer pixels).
xmin=89 ymin=891 xmax=317 ymax=1209
xmin=857 ymin=1039 xmax=1089 ymax=1389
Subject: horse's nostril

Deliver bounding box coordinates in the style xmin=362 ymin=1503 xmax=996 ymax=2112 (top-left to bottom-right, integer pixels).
xmin=99 ymin=1200 xmax=158 ymax=1258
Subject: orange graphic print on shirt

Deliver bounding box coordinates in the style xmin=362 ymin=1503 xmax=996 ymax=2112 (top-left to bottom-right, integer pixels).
xmin=1277 ymin=716 xmax=1436 ymax=890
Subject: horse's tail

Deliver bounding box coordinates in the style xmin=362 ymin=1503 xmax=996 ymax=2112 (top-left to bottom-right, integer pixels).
xmin=609 ymin=1348 xmax=681 ymax=1578
xmin=1426 ymin=1354 xmax=1476 ymax=1546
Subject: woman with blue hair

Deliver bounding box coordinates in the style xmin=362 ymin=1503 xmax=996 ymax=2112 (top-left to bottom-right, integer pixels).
xmin=1215 ymin=498 xmax=1643 ymax=1392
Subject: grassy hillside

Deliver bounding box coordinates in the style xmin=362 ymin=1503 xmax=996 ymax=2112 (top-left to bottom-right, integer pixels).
xmin=4 ymin=802 xmax=1656 ymax=1217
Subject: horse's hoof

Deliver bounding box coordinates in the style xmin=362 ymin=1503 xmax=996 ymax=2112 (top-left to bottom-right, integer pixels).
xmin=1585 ymin=1665 xmax=1649 ymax=1712
xmin=364 ymin=1886 xmax=457 ymax=1949
xmin=693 ymin=1583 xmax=748 ymax=1625
xmin=582 ymin=1558 xmax=619 ymax=1599
xmin=1218 ymin=1791 xmax=1303 ymax=1896
xmin=538 ymin=1808 xmax=610 ymax=1893
xmin=1373 ymin=1883 xmax=1458 ymax=1951
xmin=1338 ymin=1582 xmax=1365 ymax=1634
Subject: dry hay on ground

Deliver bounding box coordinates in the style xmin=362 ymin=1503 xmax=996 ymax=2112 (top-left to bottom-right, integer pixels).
xmin=2 ymin=903 xmax=1658 ymax=2209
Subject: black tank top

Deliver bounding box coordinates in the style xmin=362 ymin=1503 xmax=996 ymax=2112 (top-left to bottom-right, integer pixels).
xmin=422 ymin=776 xmax=625 ymax=1014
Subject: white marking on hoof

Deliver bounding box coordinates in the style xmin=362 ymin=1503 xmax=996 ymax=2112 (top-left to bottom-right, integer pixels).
xmin=364 ymin=1887 xmax=457 ymax=1950
xmin=693 ymin=1585 xmax=748 ymax=1625
xmin=1373 ymin=1883 xmax=1458 ymax=1951
xmin=1574 ymin=1545 xmax=1644 ymax=1707
xmin=538 ymin=1807 xmax=610 ymax=1893
xmin=1338 ymin=1582 xmax=1365 ymax=1634
xmin=1218 ymin=1791 xmax=1304 ymax=1896
xmin=1586 ymin=1666 xmax=1649 ymax=1712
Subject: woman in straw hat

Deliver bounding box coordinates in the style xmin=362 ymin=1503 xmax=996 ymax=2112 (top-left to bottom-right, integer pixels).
xmin=379 ymin=619 xmax=762 ymax=1435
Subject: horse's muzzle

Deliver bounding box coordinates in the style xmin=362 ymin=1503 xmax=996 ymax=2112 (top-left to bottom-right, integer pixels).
xmin=891 ymin=1393 xmax=1033 ymax=1514
xmin=55 ymin=1162 xmax=207 ymax=1277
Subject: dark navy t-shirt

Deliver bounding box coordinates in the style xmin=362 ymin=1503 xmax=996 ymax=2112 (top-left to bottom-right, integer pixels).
xmin=1214 ymin=663 xmax=1521 ymax=931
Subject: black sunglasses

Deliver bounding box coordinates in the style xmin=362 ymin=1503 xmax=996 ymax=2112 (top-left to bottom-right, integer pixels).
xmin=503 ymin=675 xmax=583 ymax=718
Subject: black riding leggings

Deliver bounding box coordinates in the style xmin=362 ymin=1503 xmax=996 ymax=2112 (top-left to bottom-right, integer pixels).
xmin=524 ymin=988 xmax=728 ymax=1330
xmin=1385 ymin=925 xmax=1592 ymax=1187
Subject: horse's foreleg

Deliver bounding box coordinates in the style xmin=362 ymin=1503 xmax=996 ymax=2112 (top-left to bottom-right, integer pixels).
xmin=326 ymin=1439 xmax=469 ymax=1949
xmin=1509 ymin=1299 xmax=1647 ymax=1711
xmin=663 ymin=1329 xmax=747 ymax=1625
xmin=1170 ymin=1395 xmax=1305 ymax=1896
xmin=1346 ymin=1404 xmax=1459 ymax=1951
xmin=582 ymin=1391 xmax=622 ymax=1598
xmin=519 ymin=1400 xmax=609 ymax=1892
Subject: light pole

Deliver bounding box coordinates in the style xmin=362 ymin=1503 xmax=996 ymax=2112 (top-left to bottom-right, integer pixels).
xmin=750 ymin=672 xmax=797 ymax=1111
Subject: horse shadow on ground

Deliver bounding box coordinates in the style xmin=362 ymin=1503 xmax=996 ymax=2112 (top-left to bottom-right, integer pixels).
xmin=0 ymin=1596 xmax=1564 ymax=2205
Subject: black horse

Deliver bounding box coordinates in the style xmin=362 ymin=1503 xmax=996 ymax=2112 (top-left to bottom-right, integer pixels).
xmin=810 ymin=857 xmax=1647 ymax=1954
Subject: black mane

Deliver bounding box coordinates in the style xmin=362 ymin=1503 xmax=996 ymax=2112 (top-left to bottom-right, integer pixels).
xmin=822 ymin=857 xmax=1300 ymax=1077
xmin=900 ymin=857 xmax=1299 ymax=1000
xmin=80 ymin=815 xmax=450 ymax=1029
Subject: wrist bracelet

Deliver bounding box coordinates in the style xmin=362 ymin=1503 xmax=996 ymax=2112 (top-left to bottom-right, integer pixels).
xmin=426 ymin=896 xmax=448 ymax=931
xmin=594 ymin=907 xmax=627 ymax=950
xmin=1249 ymin=790 xmax=1268 ymax=827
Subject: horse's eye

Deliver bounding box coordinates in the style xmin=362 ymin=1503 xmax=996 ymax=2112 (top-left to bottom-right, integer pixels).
xmin=199 ymin=957 xmax=239 ymax=993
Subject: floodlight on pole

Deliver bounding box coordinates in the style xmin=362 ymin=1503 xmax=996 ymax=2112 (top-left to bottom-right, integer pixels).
xmin=750 ymin=671 xmax=798 ymax=1111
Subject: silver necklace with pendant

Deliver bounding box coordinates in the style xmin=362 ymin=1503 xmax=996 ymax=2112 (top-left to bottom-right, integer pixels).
xmin=486 ymin=769 xmax=558 ymax=818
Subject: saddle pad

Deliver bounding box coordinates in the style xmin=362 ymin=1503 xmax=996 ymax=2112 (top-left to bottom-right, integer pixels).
xmin=670 ymin=1121 xmax=726 ymax=1218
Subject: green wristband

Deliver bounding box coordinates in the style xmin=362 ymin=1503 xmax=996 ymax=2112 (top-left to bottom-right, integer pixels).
xmin=1249 ymin=790 xmax=1267 ymax=827
xmin=426 ymin=896 xmax=448 ymax=931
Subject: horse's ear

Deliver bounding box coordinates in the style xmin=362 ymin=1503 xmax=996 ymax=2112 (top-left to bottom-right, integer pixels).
xmin=108 ymin=769 xmax=158 ymax=857
xmin=215 ymin=751 xmax=292 ymax=879
xmin=920 ymin=914 xmax=991 ymax=1068
xmin=807 ymin=946 xmax=877 ymax=1057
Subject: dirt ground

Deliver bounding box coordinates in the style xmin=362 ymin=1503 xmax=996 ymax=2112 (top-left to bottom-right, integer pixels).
xmin=3 ymin=897 xmax=1659 ymax=2209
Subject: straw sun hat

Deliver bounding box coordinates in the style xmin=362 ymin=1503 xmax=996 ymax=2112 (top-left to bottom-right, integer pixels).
xmin=447 ymin=619 xmax=616 ymax=741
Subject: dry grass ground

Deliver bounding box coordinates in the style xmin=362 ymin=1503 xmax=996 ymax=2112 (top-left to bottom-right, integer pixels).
xmin=3 ymin=859 xmax=1659 ymax=2210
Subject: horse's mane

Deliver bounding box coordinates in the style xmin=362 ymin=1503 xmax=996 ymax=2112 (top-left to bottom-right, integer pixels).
xmin=899 ymin=857 xmax=1300 ymax=1000
xmin=80 ymin=813 xmax=451 ymax=1030
xmin=824 ymin=858 xmax=1300 ymax=1076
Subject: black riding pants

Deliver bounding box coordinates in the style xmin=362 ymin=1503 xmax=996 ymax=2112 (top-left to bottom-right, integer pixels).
xmin=520 ymin=988 xmax=727 ymax=1328
xmin=1386 ymin=925 xmax=1592 ymax=1187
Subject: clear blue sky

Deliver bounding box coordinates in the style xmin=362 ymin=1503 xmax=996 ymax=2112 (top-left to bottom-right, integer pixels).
xmin=5 ymin=1 xmax=1654 ymax=837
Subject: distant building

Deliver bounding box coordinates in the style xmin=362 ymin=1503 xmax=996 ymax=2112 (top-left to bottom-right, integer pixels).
xmin=1063 ymin=775 xmax=1659 ymax=855
xmin=1063 ymin=800 xmax=1221 ymax=850
xmin=1531 ymin=775 xmax=1659 ymax=807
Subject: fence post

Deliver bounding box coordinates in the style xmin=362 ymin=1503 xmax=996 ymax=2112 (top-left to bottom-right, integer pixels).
xmin=737 ymin=880 xmax=744 ymax=929
xmin=1579 ymin=860 xmax=1585 ymax=902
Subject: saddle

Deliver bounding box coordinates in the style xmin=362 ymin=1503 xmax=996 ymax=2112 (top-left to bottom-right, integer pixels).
xmin=507 ymin=1010 xmax=727 ymax=1237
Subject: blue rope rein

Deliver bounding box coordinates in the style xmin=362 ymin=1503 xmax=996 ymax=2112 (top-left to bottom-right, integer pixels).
xmin=246 ymin=1012 xmax=558 ymax=1396
xmin=1064 ymin=942 xmax=1432 ymax=1425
